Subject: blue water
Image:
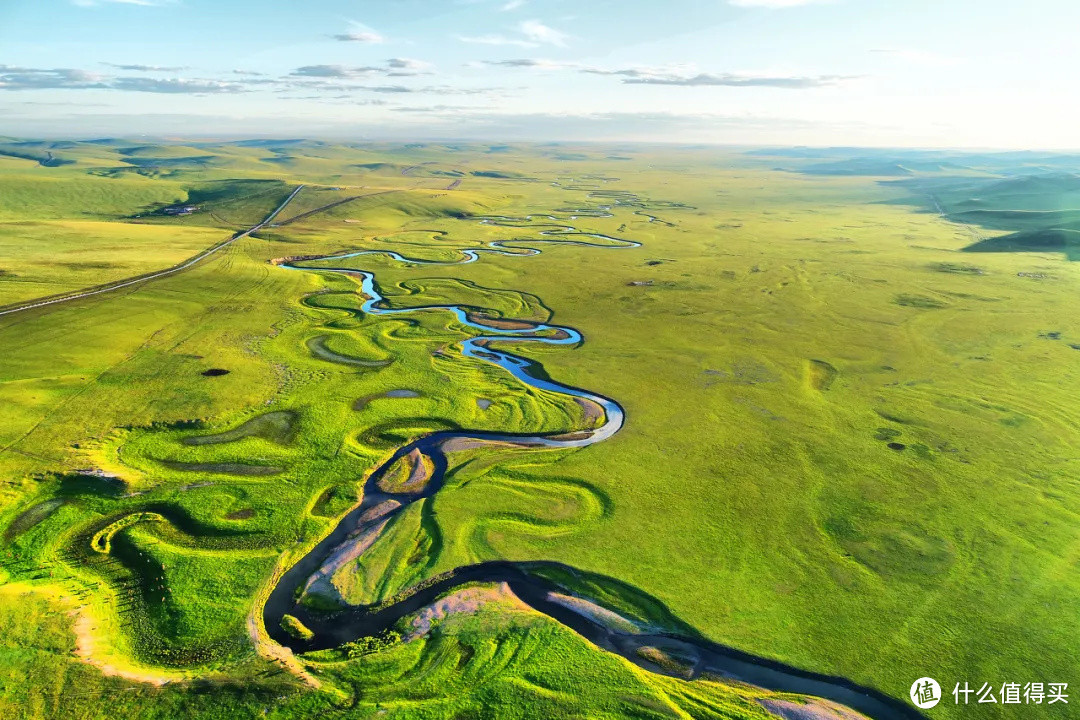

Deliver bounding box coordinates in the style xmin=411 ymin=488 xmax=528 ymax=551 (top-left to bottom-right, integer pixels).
xmin=287 ymin=216 xmax=638 ymax=267
xmin=280 ymin=216 xmax=637 ymax=447
xmin=280 ymin=269 xmax=624 ymax=448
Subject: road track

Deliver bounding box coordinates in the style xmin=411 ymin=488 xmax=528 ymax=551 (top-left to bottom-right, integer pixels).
xmin=0 ymin=184 xmax=306 ymax=319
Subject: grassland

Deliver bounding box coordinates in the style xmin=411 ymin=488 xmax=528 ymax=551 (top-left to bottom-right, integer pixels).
xmin=1 ymin=141 xmax=1078 ymax=719
xmin=0 ymin=221 xmax=229 ymax=306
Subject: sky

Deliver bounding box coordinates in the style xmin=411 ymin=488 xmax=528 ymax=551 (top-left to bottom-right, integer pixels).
xmin=0 ymin=0 xmax=1078 ymax=148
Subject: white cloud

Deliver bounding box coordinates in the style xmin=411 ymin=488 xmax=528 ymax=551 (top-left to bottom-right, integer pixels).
xmin=482 ymin=58 xmax=579 ymax=70
xmin=385 ymin=58 xmax=434 ymax=76
xmin=287 ymin=59 xmax=434 ymax=82
xmin=332 ymin=22 xmax=385 ymax=43
xmin=485 ymin=60 xmax=853 ymax=88
xmin=501 ymin=0 xmax=526 ymax=10
xmin=459 ymin=18 xmax=567 ymax=47
xmin=518 ymin=19 xmax=568 ymax=46
xmin=387 ymin=58 xmax=432 ymax=71
xmin=0 ymin=65 xmax=247 ymax=94
xmin=111 ymin=77 xmax=247 ymax=94
xmin=621 ymin=72 xmax=852 ymax=88
xmin=333 ymin=31 xmax=384 ymax=43
xmin=0 ymin=66 xmax=106 ymax=89
xmin=290 ymin=65 xmax=381 ymax=79
xmin=103 ymin=63 xmax=188 ymax=72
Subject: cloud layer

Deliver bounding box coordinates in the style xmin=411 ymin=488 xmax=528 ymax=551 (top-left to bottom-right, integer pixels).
xmin=622 ymin=72 xmax=850 ymax=88
xmin=0 ymin=65 xmax=244 ymax=93
xmin=331 ymin=22 xmax=385 ymax=43
xmin=485 ymin=60 xmax=850 ymax=88
xmin=460 ymin=19 xmax=568 ymax=48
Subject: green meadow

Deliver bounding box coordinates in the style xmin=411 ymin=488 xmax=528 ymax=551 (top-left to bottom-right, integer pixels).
xmin=0 ymin=140 xmax=1077 ymax=719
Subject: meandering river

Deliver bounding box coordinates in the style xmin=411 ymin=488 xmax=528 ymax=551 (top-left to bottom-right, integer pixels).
xmin=266 ymin=218 xmax=922 ymax=720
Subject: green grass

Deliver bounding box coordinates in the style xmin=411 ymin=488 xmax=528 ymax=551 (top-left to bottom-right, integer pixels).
xmin=0 ymin=171 xmax=185 ymax=221
xmin=0 ymin=580 xmax=820 ymax=720
xmin=1 ymin=142 xmax=1078 ymax=719
xmin=307 ymin=600 xmax=799 ymax=719
xmin=0 ymin=220 xmax=227 ymax=305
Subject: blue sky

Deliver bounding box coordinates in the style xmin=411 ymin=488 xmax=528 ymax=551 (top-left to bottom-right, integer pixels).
xmin=0 ymin=0 xmax=1077 ymax=147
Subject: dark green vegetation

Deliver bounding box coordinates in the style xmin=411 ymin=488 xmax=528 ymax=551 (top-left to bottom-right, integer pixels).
xmin=1 ymin=141 xmax=1078 ymax=719
xmin=902 ymin=172 xmax=1080 ymax=259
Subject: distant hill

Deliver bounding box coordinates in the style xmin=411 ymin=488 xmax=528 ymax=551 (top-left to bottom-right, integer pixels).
xmin=0 ymin=144 xmax=75 ymax=167
xmin=950 ymin=208 xmax=1080 ymax=231
xmin=119 ymin=144 xmax=215 ymax=159
xmin=947 ymin=172 xmax=1080 ymax=211
xmin=964 ymin=228 xmax=1080 ymax=259
xmin=903 ymin=171 xmax=1080 ymax=259
xmin=749 ymin=147 xmax=1080 ymax=177
xmin=798 ymin=159 xmax=969 ymax=176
